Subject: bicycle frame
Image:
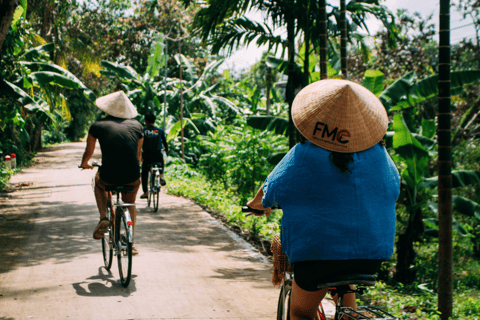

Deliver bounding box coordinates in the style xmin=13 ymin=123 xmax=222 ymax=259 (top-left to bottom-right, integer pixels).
xmin=112 ymin=193 xmax=134 ymax=244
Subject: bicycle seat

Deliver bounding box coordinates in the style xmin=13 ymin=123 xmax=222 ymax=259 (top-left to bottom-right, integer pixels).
xmin=105 ymin=185 xmax=136 ymax=192
xmin=150 ymin=162 xmax=163 ymax=168
xmin=316 ymin=274 xmax=376 ymax=289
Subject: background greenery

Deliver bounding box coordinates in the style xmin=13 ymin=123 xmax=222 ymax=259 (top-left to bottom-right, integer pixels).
xmin=2 ymin=0 xmax=480 ymax=318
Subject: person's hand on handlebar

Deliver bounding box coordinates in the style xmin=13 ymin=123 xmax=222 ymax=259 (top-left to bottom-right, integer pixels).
xmin=79 ymin=161 xmax=100 ymax=170
xmin=246 ymin=184 xmax=272 ymax=217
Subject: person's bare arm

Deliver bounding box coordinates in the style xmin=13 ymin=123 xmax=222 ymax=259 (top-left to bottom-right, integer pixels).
xmin=137 ymin=137 xmax=143 ymax=164
xmin=80 ymin=134 xmax=97 ymax=169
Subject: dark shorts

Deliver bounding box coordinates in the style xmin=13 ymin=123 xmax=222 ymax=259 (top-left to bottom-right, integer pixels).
xmin=293 ymin=259 xmax=384 ymax=292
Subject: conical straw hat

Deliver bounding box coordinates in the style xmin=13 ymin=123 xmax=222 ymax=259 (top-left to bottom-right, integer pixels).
xmin=292 ymin=79 xmax=388 ymax=153
xmin=95 ymin=91 xmax=138 ymax=119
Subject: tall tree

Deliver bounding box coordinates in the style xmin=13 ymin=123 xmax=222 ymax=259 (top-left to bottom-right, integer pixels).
xmin=0 ymin=0 xmax=18 ymax=55
xmin=438 ymin=0 xmax=453 ymax=318
xmin=340 ymin=0 xmax=347 ymax=78
xmin=319 ymin=0 xmax=327 ymax=79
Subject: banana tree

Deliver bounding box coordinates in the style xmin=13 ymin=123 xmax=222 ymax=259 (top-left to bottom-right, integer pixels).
xmin=2 ymin=43 xmax=96 ymax=151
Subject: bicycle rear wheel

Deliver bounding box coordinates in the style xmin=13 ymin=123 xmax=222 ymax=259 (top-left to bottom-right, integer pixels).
xmin=102 ymin=210 xmax=113 ymax=270
xmin=115 ymin=208 xmax=132 ymax=287
xmin=277 ymin=279 xmax=292 ymax=320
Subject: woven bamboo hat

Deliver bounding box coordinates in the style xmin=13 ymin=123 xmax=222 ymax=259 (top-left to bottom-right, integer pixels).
xmin=292 ymin=79 xmax=388 ymax=153
xmin=95 ymin=91 xmax=138 ymax=119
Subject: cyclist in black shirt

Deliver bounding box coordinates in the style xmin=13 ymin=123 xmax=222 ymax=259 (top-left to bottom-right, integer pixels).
xmin=140 ymin=112 xmax=168 ymax=199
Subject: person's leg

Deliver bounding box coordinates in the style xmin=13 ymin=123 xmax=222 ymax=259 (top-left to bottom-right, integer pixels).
xmin=290 ymin=277 xmax=328 ymax=320
xmin=92 ymin=172 xmax=110 ymax=239
xmin=141 ymin=161 xmax=149 ymax=197
xmin=94 ymin=172 xmax=108 ymax=219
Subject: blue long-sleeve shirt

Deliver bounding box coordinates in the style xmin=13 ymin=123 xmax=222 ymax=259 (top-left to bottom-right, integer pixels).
xmin=262 ymin=141 xmax=400 ymax=263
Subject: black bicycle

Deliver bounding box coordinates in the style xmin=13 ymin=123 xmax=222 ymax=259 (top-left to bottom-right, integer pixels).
xmin=81 ymin=163 xmax=134 ymax=287
xmin=147 ymin=162 xmax=163 ymax=212
xmin=242 ymin=206 xmax=397 ymax=320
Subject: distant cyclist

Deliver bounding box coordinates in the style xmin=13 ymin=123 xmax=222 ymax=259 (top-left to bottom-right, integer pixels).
xmin=80 ymin=91 xmax=143 ymax=256
xmin=247 ymin=79 xmax=400 ymax=320
xmin=140 ymin=112 xmax=168 ymax=199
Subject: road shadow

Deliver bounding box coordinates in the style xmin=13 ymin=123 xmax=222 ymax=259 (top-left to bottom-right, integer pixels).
xmin=72 ymin=267 xmax=137 ymax=297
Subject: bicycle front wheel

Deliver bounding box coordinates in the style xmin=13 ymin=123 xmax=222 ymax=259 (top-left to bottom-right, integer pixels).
xmin=115 ymin=208 xmax=132 ymax=287
xmin=277 ymin=279 xmax=292 ymax=320
xmin=102 ymin=212 xmax=113 ymax=270
xmin=153 ymin=183 xmax=159 ymax=212
xmin=147 ymin=172 xmax=152 ymax=207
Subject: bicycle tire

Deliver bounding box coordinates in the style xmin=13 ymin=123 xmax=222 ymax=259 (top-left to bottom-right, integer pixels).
xmin=102 ymin=209 xmax=113 ymax=270
xmin=147 ymin=171 xmax=152 ymax=207
xmin=277 ymin=279 xmax=292 ymax=320
xmin=115 ymin=207 xmax=132 ymax=287
xmin=153 ymin=186 xmax=159 ymax=212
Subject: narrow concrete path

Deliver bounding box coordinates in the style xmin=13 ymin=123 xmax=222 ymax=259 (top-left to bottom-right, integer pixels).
xmin=0 ymin=142 xmax=283 ymax=320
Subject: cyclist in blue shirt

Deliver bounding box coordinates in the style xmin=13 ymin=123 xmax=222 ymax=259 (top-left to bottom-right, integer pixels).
xmin=248 ymin=79 xmax=400 ymax=320
xmin=140 ymin=112 xmax=168 ymax=199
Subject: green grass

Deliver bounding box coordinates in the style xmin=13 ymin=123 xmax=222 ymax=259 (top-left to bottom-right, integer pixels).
xmin=165 ymin=162 xmax=282 ymax=239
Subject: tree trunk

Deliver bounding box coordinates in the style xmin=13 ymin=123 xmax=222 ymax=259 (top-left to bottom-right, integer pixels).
xmin=0 ymin=0 xmax=19 ymax=55
xmin=266 ymin=67 xmax=271 ymax=116
xmin=41 ymin=0 xmax=51 ymax=40
xmin=286 ymin=12 xmax=297 ymax=149
xmin=303 ymin=1 xmax=310 ymax=87
xmin=340 ymin=0 xmax=347 ymax=79
xmin=319 ymin=0 xmax=327 ymax=80
xmin=438 ymin=0 xmax=453 ymax=319
xmin=395 ymin=204 xmax=424 ymax=284
xmin=178 ymin=40 xmax=185 ymax=160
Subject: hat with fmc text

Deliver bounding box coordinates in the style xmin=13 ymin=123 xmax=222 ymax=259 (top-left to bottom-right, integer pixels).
xmin=292 ymin=79 xmax=388 ymax=153
xmin=95 ymin=91 xmax=138 ymax=119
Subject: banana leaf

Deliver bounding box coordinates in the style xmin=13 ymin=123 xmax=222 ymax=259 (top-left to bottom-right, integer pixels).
xmin=19 ymin=43 xmax=54 ymax=60
xmin=246 ymin=116 xmax=289 ymax=136
xmin=28 ymin=72 xmax=80 ymax=89
xmin=421 ymin=170 xmax=480 ymax=190
xmin=101 ymin=61 xmax=138 ymax=80
xmin=166 ymin=118 xmax=200 ymax=142
xmin=362 ymin=70 xmax=385 ymax=96
xmin=380 ymin=70 xmax=480 ymax=114
xmin=392 ymin=113 xmax=429 ymax=187
xmin=426 ymin=201 xmax=470 ymax=236
xmin=20 ymin=62 xmax=96 ymax=102
xmin=3 ymin=81 xmax=54 ymax=122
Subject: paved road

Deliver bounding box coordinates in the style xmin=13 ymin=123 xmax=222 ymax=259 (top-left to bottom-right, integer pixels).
xmin=0 ymin=142 xmax=283 ymax=320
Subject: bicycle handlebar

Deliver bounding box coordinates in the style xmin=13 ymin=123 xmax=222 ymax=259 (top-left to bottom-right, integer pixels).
xmin=242 ymin=205 xmax=281 ymax=216
xmin=78 ymin=161 xmax=100 ymax=168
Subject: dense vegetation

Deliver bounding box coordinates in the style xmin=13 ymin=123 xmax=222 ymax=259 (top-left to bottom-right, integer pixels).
xmin=2 ymin=0 xmax=480 ymax=318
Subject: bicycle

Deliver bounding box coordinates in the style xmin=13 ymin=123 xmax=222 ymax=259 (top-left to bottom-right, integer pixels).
xmin=242 ymin=206 xmax=397 ymax=320
xmin=146 ymin=162 xmax=163 ymax=212
xmin=81 ymin=162 xmax=135 ymax=287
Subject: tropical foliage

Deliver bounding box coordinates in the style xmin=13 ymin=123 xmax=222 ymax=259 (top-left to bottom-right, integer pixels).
xmin=2 ymin=0 xmax=480 ymax=317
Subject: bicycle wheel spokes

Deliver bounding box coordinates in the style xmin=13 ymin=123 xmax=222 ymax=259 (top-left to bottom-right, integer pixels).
xmin=115 ymin=209 xmax=132 ymax=287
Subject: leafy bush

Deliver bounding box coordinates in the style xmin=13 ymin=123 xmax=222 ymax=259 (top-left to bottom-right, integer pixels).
xmin=0 ymin=164 xmax=12 ymax=191
xmin=165 ymin=162 xmax=282 ymax=239
xmin=195 ymin=120 xmax=287 ymax=204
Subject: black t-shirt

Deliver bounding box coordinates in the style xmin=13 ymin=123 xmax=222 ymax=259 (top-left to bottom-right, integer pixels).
xmin=89 ymin=116 xmax=143 ymax=184
xmin=142 ymin=125 xmax=167 ymax=163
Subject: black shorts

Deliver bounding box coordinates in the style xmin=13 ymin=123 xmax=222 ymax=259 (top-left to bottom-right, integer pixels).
xmin=293 ymin=259 xmax=384 ymax=292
